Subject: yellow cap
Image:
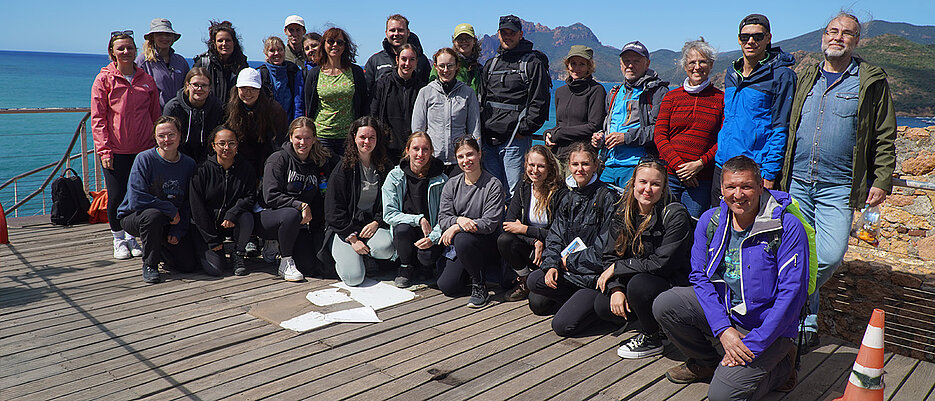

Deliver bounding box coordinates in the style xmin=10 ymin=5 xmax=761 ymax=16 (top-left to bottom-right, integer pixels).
xmin=452 ymin=23 xmax=475 ymax=40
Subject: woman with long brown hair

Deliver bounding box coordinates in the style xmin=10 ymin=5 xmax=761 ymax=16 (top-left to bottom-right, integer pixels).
xmin=193 ymin=20 xmax=248 ymax=105
xmin=226 ymin=68 xmax=288 ymax=177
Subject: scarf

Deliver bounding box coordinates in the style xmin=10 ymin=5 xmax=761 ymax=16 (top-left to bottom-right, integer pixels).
xmin=683 ymin=77 xmax=710 ymax=94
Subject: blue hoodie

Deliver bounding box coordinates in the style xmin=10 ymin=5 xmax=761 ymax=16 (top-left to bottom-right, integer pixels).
xmin=714 ymin=48 xmax=796 ymax=181
xmin=690 ymin=189 xmax=808 ymax=359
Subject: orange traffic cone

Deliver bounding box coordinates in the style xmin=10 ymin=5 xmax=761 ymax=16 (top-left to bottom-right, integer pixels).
xmin=0 ymin=201 xmax=9 ymax=244
xmin=834 ymin=308 xmax=885 ymax=401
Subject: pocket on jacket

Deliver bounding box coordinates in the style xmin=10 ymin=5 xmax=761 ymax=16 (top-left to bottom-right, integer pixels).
xmin=831 ymin=92 xmax=858 ymax=118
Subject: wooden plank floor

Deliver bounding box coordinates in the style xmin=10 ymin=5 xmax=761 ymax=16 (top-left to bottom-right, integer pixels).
xmin=3 ymin=222 xmax=934 ymax=400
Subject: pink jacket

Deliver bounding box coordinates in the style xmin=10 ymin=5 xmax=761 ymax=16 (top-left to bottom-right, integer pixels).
xmin=90 ymin=62 xmax=161 ymax=159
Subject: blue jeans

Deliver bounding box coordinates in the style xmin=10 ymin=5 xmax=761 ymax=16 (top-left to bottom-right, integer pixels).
xmin=668 ymin=174 xmax=712 ymax=218
xmin=600 ymin=165 xmax=635 ymax=189
xmin=788 ymin=180 xmax=854 ymax=332
xmin=482 ymin=135 xmax=531 ymax=199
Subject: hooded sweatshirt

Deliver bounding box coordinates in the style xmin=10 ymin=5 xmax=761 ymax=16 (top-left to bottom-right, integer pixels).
xmin=261 ymin=141 xmax=337 ymax=225
xmin=189 ymin=156 xmax=258 ymax=248
xmin=411 ymin=79 xmax=482 ymax=165
xmin=382 ymin=157 xmax=448 ymax=244
xmin=116 ymin=148 xmax=196 ymax=239
xmin=714 ymin=47 xmax=797 ymax=181
xmin=324 ymin=159 xmax=391 ymax=239
xmin=136 ymin=49 xmax=190 ymax=107
xmin=163 ymin=88 xmax=225 ymax=163
xmin=370 ymin=71 xmax=427 ymax=154
xmin=90 ymin=62 xmax=161 ymax=159
xmin=363 ymin=32 xmax=432 ymax=90
xmin=479 ymin=38 xmax=551 ymax=145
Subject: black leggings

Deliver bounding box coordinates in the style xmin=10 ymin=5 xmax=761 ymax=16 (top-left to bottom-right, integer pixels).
xmin=120 ymin=208 xmax=196 ymax=271
xmin=102 ymin=153 xmax=137 ymax=231
xmin=497 ymin=232 xmax=536 ymax=277
xmin=437 ymin=232 xmax=498 ymax=296
xmin=193 ymin=211 xmax=255 ymax=275
xmin=593 ymin=273 xmax=671 ymax=335
xmin=256 ymin=208 xmax=323 ymax=275
xmin=392 ymin=224 xmax=442 ymax=270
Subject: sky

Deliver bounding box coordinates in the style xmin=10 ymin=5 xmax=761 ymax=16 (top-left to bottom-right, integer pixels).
xmin=1 ymin=0 xmax=933 ymax=62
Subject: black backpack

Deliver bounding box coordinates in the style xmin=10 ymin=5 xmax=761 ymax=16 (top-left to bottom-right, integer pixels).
xmin=50 ymin=168 xmax=90 ymax=226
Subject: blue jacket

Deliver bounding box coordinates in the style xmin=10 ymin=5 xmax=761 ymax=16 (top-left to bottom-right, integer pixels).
xmin=714 ymin=48 xmax=796 ymax=181
xmin=691 ymin=189 xmax=808 ymax=359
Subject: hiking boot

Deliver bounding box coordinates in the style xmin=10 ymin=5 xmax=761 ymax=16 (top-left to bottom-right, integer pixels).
xmin=142 ymin=265 xmax=160 ymax=284
xmin=232 ymin=253 xmax=247 ymax=276
xmin=504 ymin=278 xmax=529 ymax=302
xmin=617 ymin=332 xmax=667 ymax=359
xmin=262 ymin=240 xmax=279 ymax=263
xmin=775 ymin=367 xmax=798 ymax=392
xmin=279 ymin=256 xmax=304 ymax=282
xmin=395 ymin=266 xmax=413 ymax=288
xmin=126 ymin=237 xmax=143 ymax=257
xmin=245 ymin=240 xmax=259 ymax=257
xmin=467 ymin=284 xmax=490 ymax=308
xmin=665 ymin=361 xmax=716 ymax=384
xmin=113 ymin=238 xmax=131 ymax=260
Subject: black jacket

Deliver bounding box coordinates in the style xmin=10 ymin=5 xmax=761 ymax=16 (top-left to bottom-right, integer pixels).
xmin=601 ymin=200 xmax=693 ymax=294
xmin=504 ymin=180 xmax=567 ymax=242
xmin=304 ymin=64 xmax=369 ymax=124
xmin=546 ymin=77 xmax=606 ymax=158
xmin=363 ymin=32 xmax=432 ymax=91
xmin=370 ymin=71 xmax=427 ymax=153
xmin=235 ymin=101 xmax=288 ymax=178
xmin=324 ymin=159 xmax=391 ymax=239
xmin=163 ymin=88 xmax=225 ymax=163
xmin=479 ymin=38 xmax=551 ymax=145
xmin=193 ymin=52 xmax=248 ymax=105
xmin=189 ymin=156 xmax=258 ymax=248
xmin=261 ymin=142 xmax=338 ymax=228
xmin=540 ymin=177 xmax=619 ymax=289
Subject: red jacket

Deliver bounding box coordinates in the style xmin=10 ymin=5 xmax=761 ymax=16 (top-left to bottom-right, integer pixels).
xmin=90 ymin=62 xmax=160 ymax=159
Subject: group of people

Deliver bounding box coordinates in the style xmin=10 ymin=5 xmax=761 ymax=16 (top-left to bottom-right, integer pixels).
xmin=90 ymin=10 xmax=896 ymax=401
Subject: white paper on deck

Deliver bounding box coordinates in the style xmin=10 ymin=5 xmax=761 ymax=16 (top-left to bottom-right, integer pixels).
xmin=306 ymin=288 xmax=353 ymax=306
xmin=280 ymin=311 xmax=331 ymax=332
xmin=325 ymin=307 xmax=382 ymax=323
xmin=331 ymin=279 xmax=416 ymax=310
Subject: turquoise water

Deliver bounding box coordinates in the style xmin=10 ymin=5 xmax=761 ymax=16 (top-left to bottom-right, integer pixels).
xmin=1 ymin=50 xmax=932 ymax=216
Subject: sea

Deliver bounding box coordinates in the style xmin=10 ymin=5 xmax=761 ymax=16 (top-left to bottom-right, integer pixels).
xmin=2 ymin=50 xmax=934 ymax=217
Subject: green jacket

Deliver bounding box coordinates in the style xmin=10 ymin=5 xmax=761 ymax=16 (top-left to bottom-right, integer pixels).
xmin=781 ymin=57 xmax=897 ymax=209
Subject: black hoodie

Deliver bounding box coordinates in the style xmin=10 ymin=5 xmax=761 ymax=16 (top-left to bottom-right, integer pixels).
xmin=261 ymin=142 xmax=338 ymax=225
xmin=479 ymin=38 xmax=552 ymax=145
xmin=363 ymin=32 xmax=432 ymax=91
xmin=189 ymin=156 xmax=258 ymax=248
xmin=369 ymin=71 xmax=427 ymax=154
xmin=324 ymin=159 xmax=392 ymax=239
xmin=163 ymin=88 xmax=225 ymax=163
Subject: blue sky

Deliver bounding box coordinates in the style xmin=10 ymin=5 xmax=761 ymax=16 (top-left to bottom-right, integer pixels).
xmin=2 ymin=0 xmax=932 ymax=61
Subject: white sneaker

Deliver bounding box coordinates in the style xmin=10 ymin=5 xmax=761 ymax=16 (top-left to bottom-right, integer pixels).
xmin=126 ymin=237 xmax=143 ymax=257
xmin=263 ymin=240 xmax=280 ymax=263
xmin=113 ymin=238 xmax=131 ymax=260
xmin=279 ymin=257 xmax=304 ymax=282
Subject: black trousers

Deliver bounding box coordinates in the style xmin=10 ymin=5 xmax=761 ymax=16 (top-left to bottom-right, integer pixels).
xmin=593 ymin=273 xmax=671 ymax=335
xmin=193 ymin=211 xmax=255 ymax=275
xmin=497 ymin=231 xmax=536 ymax=277
xmin=256 ymin=207 xmax=323 ymax=276
xmin=392 ymin=224 xmax=443 ymax=270
xmin=102 ymin=153 xmax=137 ymax=232
xmin=437 ymin=232 xmax=499 ymax=296
xmin=120 ymin=208 xmax=195 ymax=271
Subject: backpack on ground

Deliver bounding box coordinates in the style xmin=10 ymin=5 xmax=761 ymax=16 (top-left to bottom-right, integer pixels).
xmin=50 ymin=168 xmax=91 ymax=226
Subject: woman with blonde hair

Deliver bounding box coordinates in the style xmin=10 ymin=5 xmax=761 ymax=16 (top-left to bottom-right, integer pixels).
xmin=258 ymin=36 xmax=305 ymax=119
xmin=137 ymin=18 xmax=190 ymax=107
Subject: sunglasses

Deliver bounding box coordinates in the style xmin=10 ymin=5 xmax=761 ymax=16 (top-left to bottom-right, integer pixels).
xmin=638 ymin=155 xmax=667 ymax=167
xmin=738 ymin=32 xmax=766 ymax=42
xmin=111 ymin=30 xmax=134 ymax=38
xmin=326 ymin=38 xmax=346 ymax=46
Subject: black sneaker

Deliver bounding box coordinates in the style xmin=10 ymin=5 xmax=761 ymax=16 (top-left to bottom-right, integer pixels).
xmin=395 ymin=266 xmax=413 ymax=288
xmin=467 ymin=284 xmax=490 ymax=308
xmin=232 ymin=253 xmax=247 ymax=276
xmin=616 ymin=332 xmax=666 ymax=359
xmin=142 ymin=265 xmax=161 ymax=284
xmin=504 ymin=277 xmax=529 ymax=302
xmin=244 ymin=240 xmax=259 ymax=257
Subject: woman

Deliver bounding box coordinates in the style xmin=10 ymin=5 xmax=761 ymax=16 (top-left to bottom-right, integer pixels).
xmin=163 ymin=67 xmax=225 ymax=163
xmin=116 ymin=116 xmax=197 ymax=283
xmin=429 ymin=23 xmax=482 ymax=92
xmin=370 ymin=44 xmax=427 ymax=163
xmin=323 ymin=117 xmax=395 ymax=286
xmin=189 ymin=126 xmax=258 ymax=276
xmin=382 ymin=132 xmax=448 ymax=288
xmin=653 ymin=38 xmax=723 ymax=218
xmin=412 ymin=48 xmax=481 ymax=172
xmin=258 ymin=36 xmax=305 ymax=120
xmin=527 ymin=142 xmax=618 ymax=334
xmin=302 ymin=32 xmax=322 ymax=71
xmin=304 ymin=27 xmax=369 ymax=157
xmin=193 ymin=20 xmax=248 ymax=105
xmin=544 ymin=46 xmax=607 ymax=161
xmin=594 ymin=158 xmax=692 ymax=357
xmin=91 ymin=31 xmax=160 ymax=260
xmin=258 ymin=117 xmax=336 ymax=282
xmin=226 ymin=67 xmax=288 ymax=178
xmin=137 ymin=18 xmax=190 ymax=108
xmin=498 ymin=145 xmax=566 ymax=301
xmin=436 ymin=137 xmax=505 ymax=308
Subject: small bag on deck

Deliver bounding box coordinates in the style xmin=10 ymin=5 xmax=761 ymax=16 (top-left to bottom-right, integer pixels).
xmin=50 ymin=168 xmax=91 ymax=226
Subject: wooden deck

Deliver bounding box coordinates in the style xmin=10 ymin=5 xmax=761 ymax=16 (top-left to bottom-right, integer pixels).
xmin=2 ymin=221 xmax=935 ymax=400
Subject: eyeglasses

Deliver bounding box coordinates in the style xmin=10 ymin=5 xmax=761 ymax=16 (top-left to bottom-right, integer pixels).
xmin=738 ymin=32 xmax=766 ymax=42
xmin=686 ymin=60 xmax=710 ymax=67
xmin=638 ymin=155 xmax=667 ymax=167
xmin=436 ymin=63 xmax=457 ymax=71
xmin=111 ymin=30 xmax=134 ymax=38
xmin=214 ymin=141 xmax=238 ymax=148
xmin=824 ymin=29 xmax=858 ymax=39
xmin=326 ymin=38 xmax=346 ymax=46
xmin=189 ymin=83 xmax=209 ymax=90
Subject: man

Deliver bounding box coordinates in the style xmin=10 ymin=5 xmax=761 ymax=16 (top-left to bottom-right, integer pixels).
xmin=283 ymin=15 xmax=308 ymax=71
xmin=590 ymin=41 xmax=668 ymax=187
xmin=712 ymin=14 xmax=796 ymax=204
xmin=780 ymin=12 xmax=896 ymax=350
xmin=363 ymin=14 xmax=431 ymax=91
xmin=479 ymin=14 xmax=551 ymax=197
xmin=654 ymin=155 xmax=809 ymax=401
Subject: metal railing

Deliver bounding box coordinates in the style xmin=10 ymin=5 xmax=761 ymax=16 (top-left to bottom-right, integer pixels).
xmin=0 ymin=108 xmax=101 ymax=218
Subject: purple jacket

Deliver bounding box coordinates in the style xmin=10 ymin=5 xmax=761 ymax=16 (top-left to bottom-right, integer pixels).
xmin=690 ymin=189 xmax=808 ymax=359
xmin=136 ymin=50 xmax=191 ymax=107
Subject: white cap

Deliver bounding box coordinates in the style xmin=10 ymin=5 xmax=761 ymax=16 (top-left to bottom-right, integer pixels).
xmin=236 ymin=68 xmax=262 ymax=89
xmin=284 ymin=15 xmax=305 ymax=28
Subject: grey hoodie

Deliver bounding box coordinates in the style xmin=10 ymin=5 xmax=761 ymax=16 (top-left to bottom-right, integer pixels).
xmin=411 ymin=79 xmax=481 ymax=164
